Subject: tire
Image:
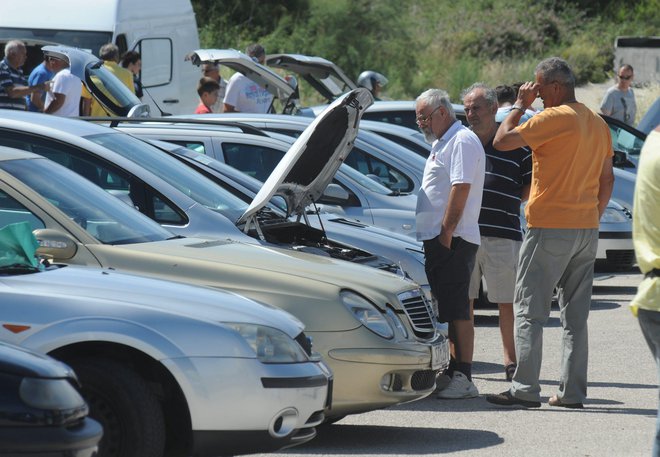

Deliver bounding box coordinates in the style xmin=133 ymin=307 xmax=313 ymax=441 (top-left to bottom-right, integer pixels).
xmin=71 ymin=358 xmax=166 ymax=457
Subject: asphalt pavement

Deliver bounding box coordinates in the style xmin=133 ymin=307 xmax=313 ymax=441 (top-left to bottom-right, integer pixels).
xmin=247 ymin=270 xmax=657 ymax=457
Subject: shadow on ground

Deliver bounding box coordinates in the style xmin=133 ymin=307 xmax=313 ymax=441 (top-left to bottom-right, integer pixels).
xmin=287 ymin=424 xmax=503 ymax=455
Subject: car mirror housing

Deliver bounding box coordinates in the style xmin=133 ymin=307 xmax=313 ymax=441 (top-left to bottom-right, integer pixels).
xmin=322 ymin=183 xmax=350 ymax=203
xmin=34 ymin=229 xmax=78 ymax=260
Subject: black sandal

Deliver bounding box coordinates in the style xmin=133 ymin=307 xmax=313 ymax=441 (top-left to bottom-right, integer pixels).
xmin=505 ymin=363 xmax=517 ymax=382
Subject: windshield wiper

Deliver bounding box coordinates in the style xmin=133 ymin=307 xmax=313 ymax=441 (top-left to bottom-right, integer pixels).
xmin=0 ymin=263 xmax=41 ymax=275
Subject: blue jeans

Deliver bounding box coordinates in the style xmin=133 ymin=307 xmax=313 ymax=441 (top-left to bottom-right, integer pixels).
xmin=638 ymin=308 xmax=660 ymax=457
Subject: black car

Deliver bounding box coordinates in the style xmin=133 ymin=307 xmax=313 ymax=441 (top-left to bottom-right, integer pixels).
xmin=0 ymin=342 xmax=102 ymax=456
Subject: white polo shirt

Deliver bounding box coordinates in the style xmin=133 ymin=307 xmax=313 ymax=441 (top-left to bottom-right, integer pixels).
xmin=416 ymin=120 xmax=485 ymax=245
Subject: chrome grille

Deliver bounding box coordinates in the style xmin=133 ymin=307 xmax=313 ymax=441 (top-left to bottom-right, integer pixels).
xmin=398 ymin=289 xmax=435 ymax=338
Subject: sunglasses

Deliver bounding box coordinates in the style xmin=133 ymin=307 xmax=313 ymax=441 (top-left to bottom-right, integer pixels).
xmin=618 ymin=74 xmax=632 ymax=80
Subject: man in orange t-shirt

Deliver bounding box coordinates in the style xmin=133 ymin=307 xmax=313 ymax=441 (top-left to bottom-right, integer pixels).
xmin=485 ymin=57 xmax=614 ymax=409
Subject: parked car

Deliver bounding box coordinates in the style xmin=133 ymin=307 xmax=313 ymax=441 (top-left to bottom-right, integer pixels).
xmin=114 ymin=117 xmax=420 ymax=238
xmin=143 ymin=137 xmax=434 ymax=303
xmin=0 ymin=219 xmax=330 ymax=457
xmin=0 ymin=147 xmax=449 ymax=421
xmin=0 ymin=341 xmax=102 ymax=457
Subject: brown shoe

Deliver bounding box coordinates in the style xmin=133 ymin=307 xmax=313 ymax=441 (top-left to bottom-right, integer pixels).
xmin=548 ymin=394 xmax=583 ymax=409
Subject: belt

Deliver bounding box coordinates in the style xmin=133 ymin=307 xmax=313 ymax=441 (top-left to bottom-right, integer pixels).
xmin=645 ymin=268 xmax=660 ymax=279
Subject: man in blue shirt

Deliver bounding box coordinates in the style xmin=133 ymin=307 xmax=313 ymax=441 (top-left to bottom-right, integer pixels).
xmin=27 ymin=58 xmax=54 ymax=112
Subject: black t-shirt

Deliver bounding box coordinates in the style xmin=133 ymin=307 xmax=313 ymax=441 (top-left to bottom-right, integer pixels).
xmin=478 ymin=138 xmax=532 ymax=241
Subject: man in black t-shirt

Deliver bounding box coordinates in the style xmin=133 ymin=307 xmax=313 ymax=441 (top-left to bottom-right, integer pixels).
xmin=461 ymin=83 xmax=532 ymax=381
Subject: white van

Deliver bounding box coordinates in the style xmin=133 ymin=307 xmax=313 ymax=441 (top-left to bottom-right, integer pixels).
xmin=0 ymin=0 xmax=200 ymax=115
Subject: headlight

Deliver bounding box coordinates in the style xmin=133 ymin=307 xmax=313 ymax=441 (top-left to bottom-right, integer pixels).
xmin=385 ymin=307 xmax=408 ymax=338
xmin=340 ymin=291 xmax=394 ymax=339
xmin=601 ymin=207 xmax=629 ymax=223
xmin=226 ymin=323 xmax=309 ymax=363
xmin=19 ymin=378 xmax=86 ymax=410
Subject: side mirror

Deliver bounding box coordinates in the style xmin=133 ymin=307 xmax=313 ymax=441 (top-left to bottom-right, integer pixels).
xmin=33 ymin=229 xmax=78 ymax=260
xmin=321 ymin=183 xmax=350 ymax=203
xmin=613 ymin=150 xmax=636 ymax=169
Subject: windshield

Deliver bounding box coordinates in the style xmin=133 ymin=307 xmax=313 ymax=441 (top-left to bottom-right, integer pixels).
xmin=338 ymin=163 xmax=394 ymax=195
xmin=86 ymin=133 xmax=250 ymax=221
xmin=0 ymin=158 xmax=172 ymax=244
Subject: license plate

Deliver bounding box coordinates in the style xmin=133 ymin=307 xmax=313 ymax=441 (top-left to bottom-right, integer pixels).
xmin=431 ymin=339 xmax=449 ymax=370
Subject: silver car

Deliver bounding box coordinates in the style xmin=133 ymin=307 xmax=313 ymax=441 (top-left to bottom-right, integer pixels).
xmin=0 ymin=216 xmax=330 ymax=457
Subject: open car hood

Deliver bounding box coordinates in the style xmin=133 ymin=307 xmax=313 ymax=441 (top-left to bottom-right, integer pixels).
xmin=42 ymin=45 xmax=148 ymax=117
xmin=266 ymin=53 xmax=357 ymax=103
xmin=189 ymin=49 xmax=296 ymax=106
xmin=237 ymin=88 xmax=374 ymax=225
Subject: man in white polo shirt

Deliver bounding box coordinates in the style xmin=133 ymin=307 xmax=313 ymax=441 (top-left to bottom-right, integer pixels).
xmin=415 ymin=88 xmax=485 ymax=399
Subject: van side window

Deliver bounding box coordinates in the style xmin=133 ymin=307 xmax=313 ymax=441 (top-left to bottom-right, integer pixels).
xmin=137 ymin=38 xmax=173 ymax=87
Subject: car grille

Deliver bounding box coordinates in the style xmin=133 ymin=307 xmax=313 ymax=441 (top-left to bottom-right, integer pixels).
xmin=411 ymin=370 xmax=437 ymax=391
xmin=606 ymin=249 xmax=636 ymax=269
xmin=398 ymin=289 xmax=435 ymax=339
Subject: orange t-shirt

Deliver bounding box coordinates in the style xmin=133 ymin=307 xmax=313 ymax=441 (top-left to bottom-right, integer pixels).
xmin=516 ymin=103 xmax=612 ymax=229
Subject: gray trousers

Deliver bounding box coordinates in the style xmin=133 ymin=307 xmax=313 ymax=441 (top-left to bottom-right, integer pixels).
xmin=511 ymin=227 xmax=598 ymax=403
xmin=637 ymin=308 xmax=660 ymax=457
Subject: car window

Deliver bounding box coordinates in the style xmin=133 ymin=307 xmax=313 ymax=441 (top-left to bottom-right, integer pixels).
xmin=0 ymin=190 xmax=45 ymax=230
xmin=0 ymin=158 xmax=172 ymax=245
xmin=362 ymin=110 xmax=418 ymax=130
xmin=86 ymin=133 xmax=247 ymax=222
xmin=166 ymin=140 xmax=207 ymax=155
xmin=222 ymin=142 xmax=285 ymax=182
xmin=608 ymin=123 xmax=645 ymax=157
xmin=343 ymin=147 xmax=414 ymax=193
xmin=0 ymin=130 xmax=187 ymax=226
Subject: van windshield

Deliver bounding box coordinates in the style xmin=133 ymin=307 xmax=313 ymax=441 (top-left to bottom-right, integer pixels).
xmin=0 ymin=27 xmax=112 ymax=56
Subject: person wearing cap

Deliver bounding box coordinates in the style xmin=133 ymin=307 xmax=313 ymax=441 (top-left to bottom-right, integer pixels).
xmin=0 ymin=40 xmax=49 ymax=110
xmin=44 ymin=55 xmax=82 ymax=117
xmin=223 ymin=43 xmax=273 ymax=113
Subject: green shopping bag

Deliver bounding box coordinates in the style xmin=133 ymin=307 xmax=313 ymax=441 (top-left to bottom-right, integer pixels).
xmin=0 ymin=221 xmax=40 ymax=268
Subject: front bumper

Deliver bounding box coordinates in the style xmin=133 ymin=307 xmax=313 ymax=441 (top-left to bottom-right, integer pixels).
xmin=162 ymin=356 xmax=331 ymax=456
xmin=0 ymin=417 xmax=102 ymax=456
xmin=597 ymin=231 xmax=635 ymax=269
xmin=314 ymin=331 xmax=450 ymax=418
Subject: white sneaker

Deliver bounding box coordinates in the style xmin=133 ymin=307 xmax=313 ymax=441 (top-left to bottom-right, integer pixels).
xmin=437 ymin=372 xmax=479 ymax=399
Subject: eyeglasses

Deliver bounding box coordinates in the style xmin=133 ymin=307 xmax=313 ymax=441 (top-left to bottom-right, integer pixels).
xmin=416 ymin=105 xmax=441 ymax=125
xmin=618 ymin=74 xmax=632 ymax=80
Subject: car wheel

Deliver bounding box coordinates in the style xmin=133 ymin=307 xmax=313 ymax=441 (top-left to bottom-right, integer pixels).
xmin=71 ymin=358 xmax=166 ymax=457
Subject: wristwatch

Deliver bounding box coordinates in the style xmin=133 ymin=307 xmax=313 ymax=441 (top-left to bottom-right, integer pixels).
xmin=511 ymin=105 xmax=526 ymax=113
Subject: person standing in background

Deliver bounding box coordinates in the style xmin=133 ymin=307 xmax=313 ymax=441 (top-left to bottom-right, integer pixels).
xmin=120 ymin=50 xmax=143 ymax=99
xmin=1 ymin=40 xmax=48 ymax=110
xmin=194 ymin=77 xmax=220 ymax=114
xmin=223 ymin=43 xmax=273 ymax=113
xmin=27 ymin=57 xmax=54 ymax=112
xmin=82 ymin=43 xmax=135 ymax=116
xmin=200 ymin=62 xmax=226 ymax=113
xmin=600 ymin=64 xmax=637 ymax=126
xmin=630 ymin=123 xmax=660 ymax=457
xmin=44 ymin=55 xmax=82 ymax=117
xmin=462 ymin=83 xmax=531 ymax=382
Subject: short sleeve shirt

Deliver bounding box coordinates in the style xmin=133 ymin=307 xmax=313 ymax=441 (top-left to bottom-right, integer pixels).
xmin=0 ymin=58 xmax=28 ymax=110
xmin=45 ymin=69 xmax=82 ymax=117
xmin=416 ymin=120 xmax=485 ymax=245
xmin=516 ymin=103 xmax=612 ymax=229
xmin=223 ymin=73 xmax=273 ymax=113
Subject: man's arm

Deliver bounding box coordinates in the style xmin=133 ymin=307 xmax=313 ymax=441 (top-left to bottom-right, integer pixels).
xmin=223 ymin=103 xmax=237 ymax=113
xmin=44 ymin=92 xmax=65 ymax=114
xmin=600 ymin=92 xmax=613 ymax=116
xmin=597 ymin=155 xmax=615 ymax=219
xmin=439 ymin=183 xmax=471 ymax=248
xmin=5 ymin=82 xmax=45 ymax=98
xmin=494 ymin=81 xmax=538 ymax=151
xmin=29 ymin=90 xmax=46 ymax=111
